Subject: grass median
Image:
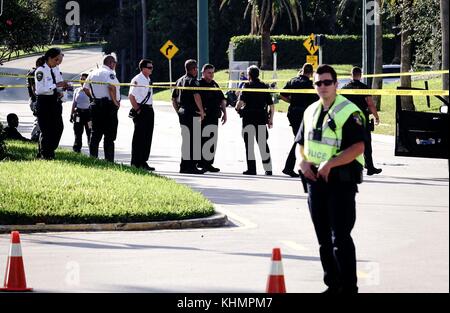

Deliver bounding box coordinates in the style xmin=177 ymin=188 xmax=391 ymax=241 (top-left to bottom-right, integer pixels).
xmin=0 ymin=141 xmax=214 ymax=225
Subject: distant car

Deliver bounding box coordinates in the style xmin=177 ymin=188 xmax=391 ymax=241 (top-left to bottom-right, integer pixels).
xmin=395 ymin=87 xmax=449 ymax=160
xmin=383 ymin=64 xmax=401 ymax=78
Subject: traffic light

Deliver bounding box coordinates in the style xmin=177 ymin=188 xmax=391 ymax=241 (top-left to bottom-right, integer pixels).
xmin=314 ymin=35 xmax=326 ymax=47
xmin=271 ymin=42 xmax=278 ymax=54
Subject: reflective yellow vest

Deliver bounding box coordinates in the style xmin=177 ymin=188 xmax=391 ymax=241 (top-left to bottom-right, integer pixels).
xmin=303 ymin=95 xmax=365 ymax=166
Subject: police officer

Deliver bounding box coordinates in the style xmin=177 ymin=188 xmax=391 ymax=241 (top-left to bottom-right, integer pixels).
xmin=71 ymin=73 xmax=91 ymax=153
xmin=235 ymin=65 xmax=274 ymax=176
xmin=342 ymin=67 xmax=382 ymax=175
xmin=83 ymin=55 xmax=120 ymax=162
xmin=197 ymin=64 xmax=227 ymax=173
xmin=297 ymin=65 xmax=366 ymax=294
xmin=34 ymin=47 xmax=68 ymax=160
xmin=280 ymin=63 xmax=319 ymax=178
xmin=27 ymin=56 xmax=45 ymax=142
xmin=172 ymin=59 xmax=206 ymax=174
xmin=129 ymin=59 xmax=155 ymax=171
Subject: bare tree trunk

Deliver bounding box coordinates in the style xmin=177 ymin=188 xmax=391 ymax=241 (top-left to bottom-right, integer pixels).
xmin=441 ymin=0 xmax=449 ymax=103
xmin=372 ymin=0 xmax=383 ymax=111
xmin=400 ymin=0 xmax=414 ymax=110
xmin=260 ymin=21 xmax=272 ymax=70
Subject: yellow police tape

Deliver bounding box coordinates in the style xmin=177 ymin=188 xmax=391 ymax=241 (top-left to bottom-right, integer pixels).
xmin=1 ymin=70 xmax=449 ymax=97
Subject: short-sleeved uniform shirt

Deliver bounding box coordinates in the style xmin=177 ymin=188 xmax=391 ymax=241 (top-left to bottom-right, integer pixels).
xmin=198 ymin=78 xmax=225 ymax=117
xmin=34 ymin=64 xmax=57 ymax=96
xmin=172 ymin=74 xmax=200 ymax=115
xmin=280 ymin=75 xmax=319 ymax=110
xmin=238 ymin=80 xmax=273 ymax=124
xmin=73 ymin=87 xmax=91 ymax=110
xmin=83 ymin=65 xmax=120 ymax=101
xmin=129 ymin=72 xmax=153 ymax=106
xmin=341 ymin=80 xmax=370 ymax=118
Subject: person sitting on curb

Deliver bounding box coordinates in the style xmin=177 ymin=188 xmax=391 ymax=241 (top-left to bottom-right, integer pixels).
xmin=3 ymin=113 xmax=32 ymax=142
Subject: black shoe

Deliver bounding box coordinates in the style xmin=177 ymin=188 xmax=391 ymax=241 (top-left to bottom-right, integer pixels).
xmin=367 ymin=167 xmax=382 ymax=176
xmin=243 ymin=170 xmax=257 ymax=175
xmin=202 ymin=165 xmax=220 ymax=173
xmin=265 ymin=171 xmax=273 ymax=176
xmin=282 ymin=169 xmax=300 ymax=178
xmin=180 ymin=167 xmax=205 ymax=175
xmin=141 ymin=163 xmax=155 ymax=171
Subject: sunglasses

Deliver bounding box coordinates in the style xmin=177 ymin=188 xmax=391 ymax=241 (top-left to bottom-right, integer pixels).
xmin=314 ymin=79 xmax=335 ymax=87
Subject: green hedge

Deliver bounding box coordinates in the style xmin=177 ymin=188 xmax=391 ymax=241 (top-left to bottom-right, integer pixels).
xmin=230 ymin=34 xmax=396 ymax=68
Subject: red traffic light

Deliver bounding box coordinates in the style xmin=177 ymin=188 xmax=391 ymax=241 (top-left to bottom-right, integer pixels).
xmin=6 ymin=19 xmax=13 ymax=26
xmin=271 ymin=42 xmax=278 ymax=54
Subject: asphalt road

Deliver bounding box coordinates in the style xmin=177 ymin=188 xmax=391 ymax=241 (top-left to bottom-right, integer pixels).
xmin=0 ymin=49 xmax=448 ymax=293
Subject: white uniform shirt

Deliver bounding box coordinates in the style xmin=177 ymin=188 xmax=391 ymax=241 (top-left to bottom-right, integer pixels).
xmin=55 ymin=65 xmax=64 ymax=83
xmin=128 ymin=72 xmax=153 ymax=105
xmin=83 ymin=65 xmax=120 ymax=101
xmin=73 ymin=87 xmax=91 ymax=109
xmin=34 ymin=63 xmax=57 ymax=96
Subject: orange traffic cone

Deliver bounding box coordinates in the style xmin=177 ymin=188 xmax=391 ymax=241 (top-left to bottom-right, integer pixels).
xmin=266 ymin=248 xmax=286 ymax=293
xmin=1 ymin=231 xmax=33 ymax=292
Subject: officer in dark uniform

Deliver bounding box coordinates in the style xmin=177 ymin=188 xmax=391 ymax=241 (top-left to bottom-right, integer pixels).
xmin=83 ymin=55 xmax=121 ymax=162
xmin=172 ymin=59 xmax=206 ymax=174
xmin=197 ymin=64 xmax=227 ymax=173
xmin=280 ymin=63 xmax=319 ymax=178
xmin=235 ymin=65 xmax=274 ymax=176
xmin=342 ymin=67 xmax=382 ymax=175
xmin=34 ymin=48 xmax=68 ymax=160
xmin=297 ymin=65 xmax=366 ymax=294
xmin=27 ymin=56 xmax=45 ymax=142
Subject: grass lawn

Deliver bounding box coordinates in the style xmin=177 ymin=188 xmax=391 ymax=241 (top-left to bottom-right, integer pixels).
xmin=0 ymin=141 xmax=214 ymax=225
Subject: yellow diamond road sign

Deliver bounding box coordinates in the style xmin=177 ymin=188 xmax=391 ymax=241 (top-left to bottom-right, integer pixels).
xmin=303 ymin=33 xmax=319 ymax=55
xmin=160 ymin=40 xmax=179 ymax=60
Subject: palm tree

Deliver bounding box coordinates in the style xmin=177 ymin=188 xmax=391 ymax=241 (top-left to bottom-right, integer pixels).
xmin=221 ymin=0 xmax=303 ymax=69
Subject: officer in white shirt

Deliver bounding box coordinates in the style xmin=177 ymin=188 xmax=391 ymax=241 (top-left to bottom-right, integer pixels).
xmin=34 ymin=47 xmax=68 ymax=160
xmin=71 ymin=73 xmax=92 ymax=153
xmin=83 ymin=55 xmax=120 ymax=162
xmin=129 ymin=59 xmax=155 ymax=171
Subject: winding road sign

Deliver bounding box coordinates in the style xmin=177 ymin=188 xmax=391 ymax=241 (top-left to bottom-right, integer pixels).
xmin=160 ymin=40 xmax=179 ymax=60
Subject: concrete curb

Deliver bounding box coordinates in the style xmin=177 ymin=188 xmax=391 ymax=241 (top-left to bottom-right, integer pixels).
xmin=0 ymin=213 xmax=229 ymax=234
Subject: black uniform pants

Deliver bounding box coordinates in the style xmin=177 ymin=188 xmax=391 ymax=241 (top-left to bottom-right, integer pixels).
xmin=179 ymin=112 xmax=201 ymax=170
xmin=36 ymin=95 xmax=64 ymax=160
xmin=199 ymin=115 xmax=219 ymax=168
xmin=89 ymin=100 xmax=118 ymax=162
xmin=73 ymin=109 xmax=91 ymax=152
xmin=364 ymin=124 xmax=375 ymax=169
xmin=242 ymin=118 xmax=272 ymax=172
xmin=284 ymin=107 xmax=304 ymax=172
xmin=307 ymin=179 xmax=358 ymax=292
xmin=131 ymin=106 xmax=155 ymax=167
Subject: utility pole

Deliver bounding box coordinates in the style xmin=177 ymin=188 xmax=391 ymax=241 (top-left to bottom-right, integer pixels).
xmin=197 ymin=0 xmax=209 ymax=76
xmin=142 ymin=0 xmax=147 ymax=59
xmin=362 ymin=0 xmax=375 ymax=87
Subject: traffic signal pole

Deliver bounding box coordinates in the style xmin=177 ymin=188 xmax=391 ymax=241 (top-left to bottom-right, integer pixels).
xmin=197 ymin=0 xmax=209 ymax=76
